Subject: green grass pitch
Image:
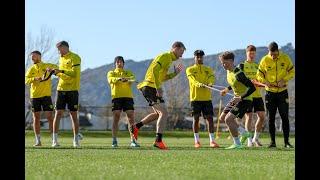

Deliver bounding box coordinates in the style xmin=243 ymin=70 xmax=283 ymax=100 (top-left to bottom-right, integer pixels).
xmin=25 ymin=130 xmax=294 ymax=180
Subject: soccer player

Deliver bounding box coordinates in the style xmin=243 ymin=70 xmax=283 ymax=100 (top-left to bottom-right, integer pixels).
xmin=186 ymin=50 xmax=219 ymax=148
xmin=236 ymin=45 xmax=266 ymax=147
xmin=218 ymin=51 xmax=256 ymax=149
xmin=256 ymin=41 xmax=295 ymax=148
xmin=50 ymin=41 xmax=82 ymax=148
xmin=133 ymin=41 xmax=185 ymax=149
xmin=107 ymin=56 xmax=140 ymax=148
xmin=25 ymin=50 xmax=58 ymax=146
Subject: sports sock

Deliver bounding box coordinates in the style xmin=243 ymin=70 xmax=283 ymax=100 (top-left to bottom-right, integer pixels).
xmin=253 ymin=131 xmax=260 ymax=141
xmin=209 ymin=133 xmax=215 ymax=142
xmin=52 ymin=133 xmax=58 ymax=142
xmin=156 ymin=133 xmax=162 ymax=142
xmin=194 ymin=133 xmax=200 ymax=143
xmin=136 ymin=122 xmax=143 ymax=129
xmin=238 ymin=126 xmax=246 ymax=135
xmin=233 ymin=137 xmax=241 ymax=145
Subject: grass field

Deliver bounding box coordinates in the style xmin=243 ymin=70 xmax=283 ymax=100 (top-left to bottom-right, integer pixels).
xmin=25 ymin=130 xmax=294 ymax=180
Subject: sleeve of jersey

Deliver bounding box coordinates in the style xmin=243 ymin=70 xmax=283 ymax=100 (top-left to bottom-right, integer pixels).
xmin=47 ymin=63 xmax=59 ymax=70
xmin=236 ymin=72 xmax=256 ymax=99
xmin=127 ymin=71 xmax=136 ymax=82
xmin=63 ymin=56 xmax=81 ymax=77
xmin=186 ymin=68 xmax=201 ymax=87
xmin=107 ymin=71 xmax=119 ymax=84
xmin=25 ymin=68 xmax=36 ymax=85
xmin=256 ymin=60 xmax=266 ymax=83
xmin=283 ymin=57 xmax=295 ymax=81
xmin=166 ymin=72 xmax=177 ymax=80
xmin=206 ymin=68 xmax=215 ymax=86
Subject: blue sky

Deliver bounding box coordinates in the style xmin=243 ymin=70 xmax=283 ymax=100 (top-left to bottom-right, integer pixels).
xmin=26 ymin=0 xmax=294 ymax=70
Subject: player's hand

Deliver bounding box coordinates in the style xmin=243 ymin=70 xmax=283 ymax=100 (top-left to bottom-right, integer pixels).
xmin=277 ymin=79 xmax=286 ymax=87
xmin=174 ymin=63 xmax=184 ymax=74
xmin=46 ymin=68 xmax=54 ymax=72
xmin=233 ymin=96 xmax=242 ymax=104
xmin=34 ymin=77 xmax=42 ymax=81
xmin=156 ymin=88 xmax=163 ymax=97
xmin=220 ymin=88 xmax=228 ymax=96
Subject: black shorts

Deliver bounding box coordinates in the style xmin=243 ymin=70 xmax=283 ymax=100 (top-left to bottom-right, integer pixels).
xmin=246 ymin=97 xmax=265 ymax=113
xmin=30 ymin=96 xmax=54 ymax=112
xmin=223 ymin=99 xmax=252 ymax=119
xmin=140 ymin=86 xmax=165 ymax=106
xmin=55 ymin=91 xmax=79 ymax=111
xmin=191 ymin=101 xmax=214 ymax=117
xmin=112 ymin=98 xmax=134 ymax=111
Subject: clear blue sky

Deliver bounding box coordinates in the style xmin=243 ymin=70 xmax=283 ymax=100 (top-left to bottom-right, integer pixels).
xmin=26 ymin=0 xmax=294 ymax=70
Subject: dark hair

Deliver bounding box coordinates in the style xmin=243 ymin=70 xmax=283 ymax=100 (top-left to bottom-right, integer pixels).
xmin=56 ymin=41 xmax=69 ymax=48
xmin=246 ymin=45 xmax=256 ymax=52
xmin=114 ymin=56 xmax=125 ymax=64
xmin=194 ymin=50 xmax=205 ymax=56
xmin=268 ymin=41 xmax=278 ymax=52
xmin=30 ymin=50 xmax=41 ymax=56
xmin=172 ymin=41 xmax=186 ymax=50
xmin=219 ymin=51 xmax=235 ymax=61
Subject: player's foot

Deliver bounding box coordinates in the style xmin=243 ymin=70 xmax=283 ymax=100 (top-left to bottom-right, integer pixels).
xmin=252 ymin=139 xmax=263 ymax=147
xmin=73 ymin=140 xmax=80 ymax=148
xmin=130 ymin=140 xmax=140 ymax=147
xmin=240 ymin=132 xmax=251 ymax=145
xmin=284 ymin=143 xmax=294 ymax=148
xmin=51 ymin=141 xmax=60 ymax=147
xmin=112 ymin=140 xmax=118 ymax=148
xmin=268 ymin=142 xmax=277 ymax=148
xmin=33 ymin=141 xmax=42 ymax=147
xmin=225 ymin=144 xmax=243 ymax=150
xmin=153 ymin=141 xmax=168 ymax=150
xmin=210 ymin=141 xmax=220 ymax=148
xmin=194 ymin=141 xmax=201 ymax=148
xmin=132 ymin=126 xmax=139 ymax=140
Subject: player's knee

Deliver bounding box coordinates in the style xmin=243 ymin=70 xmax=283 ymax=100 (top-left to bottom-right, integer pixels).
xmin=219 ymin=114 xmax=226 ymax=122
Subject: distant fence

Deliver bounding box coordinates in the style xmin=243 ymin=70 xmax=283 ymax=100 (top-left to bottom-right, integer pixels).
xmin=25 ymin=105 xmax=295 ymax=132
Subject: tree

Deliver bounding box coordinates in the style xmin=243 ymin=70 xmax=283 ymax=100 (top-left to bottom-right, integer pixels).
xmin=25 ymin=25 xmax=58 ymax=70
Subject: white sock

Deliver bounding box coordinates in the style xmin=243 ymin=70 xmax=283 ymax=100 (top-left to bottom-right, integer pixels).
xmin=253 ymin=132 xmax=260 ymax=141
xmin=238 ymin=126 xmax=246 ymax=135
xmin=74 ymin=135 xmax=78 ymax=142
xmin=35 ymin=134 xmax=40 ymax=143
xmin=209 ymin=133 xmax=215 ymax=142
xmin=52 ymin=133 xmax=58 ymax=142
xmin=233 ymin=137 xmax=241 ymax=145
xmin=194 ymin=133 xmax=200 ymax=143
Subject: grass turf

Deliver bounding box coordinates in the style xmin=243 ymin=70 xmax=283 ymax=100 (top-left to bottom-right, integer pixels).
xmin=25 ymin=130 xmax=294 ymax=180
